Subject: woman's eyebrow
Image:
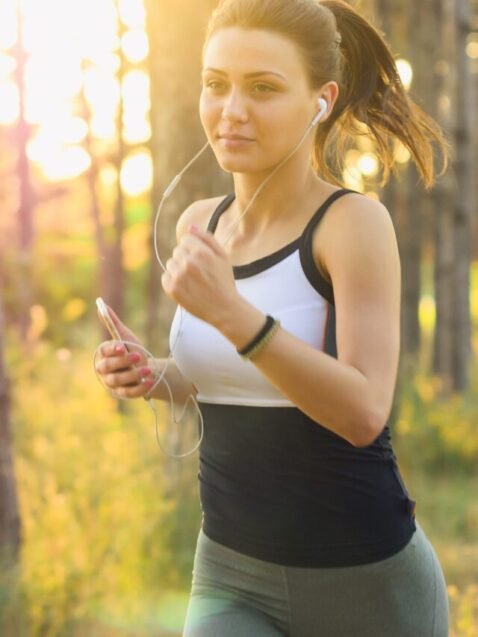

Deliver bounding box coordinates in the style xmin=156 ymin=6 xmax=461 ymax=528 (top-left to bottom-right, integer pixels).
xmin=202 ymin=67 xmax=287 ymax=80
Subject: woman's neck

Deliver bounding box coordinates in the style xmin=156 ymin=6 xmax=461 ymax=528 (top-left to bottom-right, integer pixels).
xmin=230 ymin=163 xmax=325 ymax=238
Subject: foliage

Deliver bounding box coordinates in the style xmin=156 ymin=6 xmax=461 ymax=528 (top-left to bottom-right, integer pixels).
xmin=5 ymin=332 xmax=200 ymax=637
xmin=394 ymin=353 xmax=478 ymax=477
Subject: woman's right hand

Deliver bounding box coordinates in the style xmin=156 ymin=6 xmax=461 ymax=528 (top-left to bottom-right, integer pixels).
xmin=95 ymin=304 xmax=156 ymax=399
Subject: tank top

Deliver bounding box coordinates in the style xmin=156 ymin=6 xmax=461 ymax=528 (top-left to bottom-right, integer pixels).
xmin=169 ymin=188 xmax=417 ymax=567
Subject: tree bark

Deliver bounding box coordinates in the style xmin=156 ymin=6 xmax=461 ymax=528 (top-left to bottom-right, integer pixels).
xmin=0 ymin=292 xmax=21 ymax=567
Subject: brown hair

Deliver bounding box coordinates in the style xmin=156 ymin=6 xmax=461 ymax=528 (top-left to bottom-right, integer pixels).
xmin=205 ymin=0 xmax=451 ymax=190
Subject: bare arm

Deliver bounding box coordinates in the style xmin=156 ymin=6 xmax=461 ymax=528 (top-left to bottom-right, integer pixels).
xmin=211 ymin=196 xmax=400 ymax=448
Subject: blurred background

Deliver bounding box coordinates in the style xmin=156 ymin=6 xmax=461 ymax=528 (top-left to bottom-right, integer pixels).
xmin=0 ymin=0 xmax=477 ymax=635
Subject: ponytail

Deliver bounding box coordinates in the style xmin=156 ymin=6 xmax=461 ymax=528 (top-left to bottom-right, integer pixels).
xmin=319 ymin=0 xmax=450 ymax=190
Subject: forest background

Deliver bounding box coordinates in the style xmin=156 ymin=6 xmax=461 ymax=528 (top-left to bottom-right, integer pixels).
xmin=0 ymin=0 xmax=477 ymax=635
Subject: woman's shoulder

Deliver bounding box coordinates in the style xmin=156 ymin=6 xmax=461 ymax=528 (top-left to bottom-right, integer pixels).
xmin=313 ymin=190 xmax=397 ymax=285
xmin=176 ymin=195 xmax=230 ymax=243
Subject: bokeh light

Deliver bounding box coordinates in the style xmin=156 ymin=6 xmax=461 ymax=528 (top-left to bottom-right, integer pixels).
xmin=118 ymin=0 xmax=146 ymax=29
xmin=120 ymin=149 xmax=153 ymax=196
xmin=396 ymin=58 xmax=413 ymax=91
xmin=122 ymin=29 xmax=149 ymax=63
xmin=40 ymin=146 xmax=92 ymax=182
xmin=358 ymin=153 xmax=379 ymax=178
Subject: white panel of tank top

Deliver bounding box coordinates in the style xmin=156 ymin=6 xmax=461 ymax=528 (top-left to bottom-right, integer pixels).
xmin=168 ymin=251 xmax=329 ymax=406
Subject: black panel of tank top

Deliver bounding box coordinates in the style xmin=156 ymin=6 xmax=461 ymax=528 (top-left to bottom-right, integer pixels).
xmin=324 ymin=303 xmax=337 ymax=358
xmin=206 ymin=189 xmax=361 ymax=293
xmin=206 ymin=193 xmax=235 ymax=233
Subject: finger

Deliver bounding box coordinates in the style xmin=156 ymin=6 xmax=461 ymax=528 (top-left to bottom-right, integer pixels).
xmin=172 ymin=243 xmax=190 ymax=261
xmin=96 ymin=349 xmax=147 ymax=374
xmin=103 ymin=365 xmax=153 ymax=390
xmin=187 ymin=224 xmax=228 ymax=258
xmin=165 ymin=257 xmax=182 ymax=277
xmin=113 ymin=379 xmax=155 ymax=400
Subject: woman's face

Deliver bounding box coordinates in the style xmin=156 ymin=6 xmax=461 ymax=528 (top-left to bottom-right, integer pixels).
xmin=200 ymin=27 xmax=321 ymax=175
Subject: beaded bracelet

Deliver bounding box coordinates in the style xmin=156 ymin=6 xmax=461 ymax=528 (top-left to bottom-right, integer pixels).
xmin=237 ymin=314 xmax=281 ymax=360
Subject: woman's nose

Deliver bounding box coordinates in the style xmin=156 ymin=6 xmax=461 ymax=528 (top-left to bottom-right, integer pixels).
xmin=221 ymin=90 xmax=248 ymax=123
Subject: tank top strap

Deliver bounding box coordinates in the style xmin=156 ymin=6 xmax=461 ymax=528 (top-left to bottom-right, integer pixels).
xmin=299 ymin=188 xmax=362 ymax=306
xmin=207 ymin=193 xmax=236 ymax=233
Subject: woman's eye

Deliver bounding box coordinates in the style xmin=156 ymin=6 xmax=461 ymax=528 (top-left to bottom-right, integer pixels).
xmin=205 ymin=80 xmax=225 ymax=91
xmin=252 ymin=83 xmax=274 ymax=93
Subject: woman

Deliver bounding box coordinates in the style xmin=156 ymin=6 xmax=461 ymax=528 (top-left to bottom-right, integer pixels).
xmin=96 ymin=0 xmax=451 ymax=635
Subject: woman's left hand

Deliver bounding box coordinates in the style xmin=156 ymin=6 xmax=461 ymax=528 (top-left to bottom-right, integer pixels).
xmin=161 ymin=223 xmax=240 ymax=327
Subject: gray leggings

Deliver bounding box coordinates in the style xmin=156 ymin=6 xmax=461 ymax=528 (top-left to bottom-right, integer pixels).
xmin=183 ymin=520 xmax=449 ymax=637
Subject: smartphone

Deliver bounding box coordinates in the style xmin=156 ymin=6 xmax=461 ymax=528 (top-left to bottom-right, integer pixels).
xmin=96 ymin=297 xmax=124 ymax=343
xmin=96 ymin=298 xmax=152 ymax=398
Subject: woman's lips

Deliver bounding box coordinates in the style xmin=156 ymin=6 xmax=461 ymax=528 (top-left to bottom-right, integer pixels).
xmin=217 ymin=134 xmax=255 ymax=149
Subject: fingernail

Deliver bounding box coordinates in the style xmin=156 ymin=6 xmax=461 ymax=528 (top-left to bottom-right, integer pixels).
xmin=129 ymin=353 xmax=141 ymax=363
xmin=139 ymin=367 xmax=151 ymax=377
xmin=143 ymin=379 xmax=154 ymax=388
xmin=115 ymin=344 xmax=125 ymax=353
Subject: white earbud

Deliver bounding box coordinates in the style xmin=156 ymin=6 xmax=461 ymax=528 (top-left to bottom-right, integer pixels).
xmin=311 ymin=98 xmax=328 ymax=126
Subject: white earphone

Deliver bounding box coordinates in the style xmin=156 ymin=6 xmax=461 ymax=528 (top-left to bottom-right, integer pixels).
xmin=94 ymin=92 xmax=331 ymax=458
xmin=311 ymin=97 xmax=328 ymax=126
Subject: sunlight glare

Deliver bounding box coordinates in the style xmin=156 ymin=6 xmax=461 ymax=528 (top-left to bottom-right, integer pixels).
xmin=122 ymin=29 xmax=149 ymax=63
xmin=122 ymin=69 xmax=150 ymax=142
xmin=90 ymin=114 xmax=117 ymax=141
xmin=25 ymin=56 xmax=83 ymax=100
xmin=0 ymin=82 xmax=19 ymax=124
xmin=123 ymin=116 xmax=151 ymax=144
xmin=122 ymin=70 xmax=150 ymax=107
xmin=0 ymin=53 xmax=15 ymax=79
xmin=118 ymin=0 xmax=146 ymax=29
xmin=28 ymin=117 xmax=88 ymax=163
xmin=0 ymin=3 xmax=17 ymax=50
xmin=84 ymin=67 xmax=121 ymax=113
xmin=120 ymin=150 xmax=153 ymax=197
xmin=86 ymin=53 xmax=121 ymax=73
xmin=41 ymin=146 xmax=91 ymax=182
xmin=0 ymin=0 xmax=153 ymax=183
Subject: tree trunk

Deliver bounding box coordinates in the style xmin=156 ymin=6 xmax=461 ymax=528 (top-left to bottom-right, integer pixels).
xmin=433 ymin=0 xmax=473 ymax=395
xmin=0 ymin=294 xmax=21 ymax=566
xmin=14 ymin=6 xmax=34 ymax=343
xmin=451 ymin=0 xmax=474 ymax=391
